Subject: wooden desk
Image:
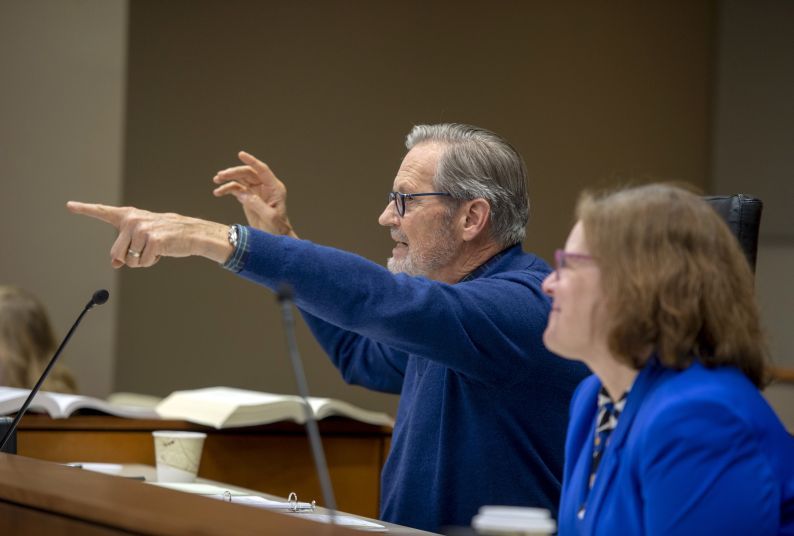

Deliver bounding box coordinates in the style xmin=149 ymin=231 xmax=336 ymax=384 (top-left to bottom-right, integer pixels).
xmin=773 ymin=366 xmax=794 ymax=384
xmin=17 ymin=415 xmax=392 ymax=519
xmin=0 ymin=453 xmax=390 ymax=535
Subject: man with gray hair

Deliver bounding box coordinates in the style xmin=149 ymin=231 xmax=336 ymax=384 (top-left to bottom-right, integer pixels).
xmin=68 ymin=123 xmax=588 ymax=532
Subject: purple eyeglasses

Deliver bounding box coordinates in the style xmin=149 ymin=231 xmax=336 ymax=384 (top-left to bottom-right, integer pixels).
xmin=553 ymin=249 xmax=595 ymax=280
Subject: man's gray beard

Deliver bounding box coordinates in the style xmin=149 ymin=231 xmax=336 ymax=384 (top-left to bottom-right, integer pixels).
xmin=387 ymin=255 xmax=418 ymax=275
xmin=386 ymin=229 xmax=458 ymax=278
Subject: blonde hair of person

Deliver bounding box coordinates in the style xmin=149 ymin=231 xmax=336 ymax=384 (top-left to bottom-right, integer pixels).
xmin=576 ymin=184 xmax=768 ymax=387
xmin=0 ymin=286 xmax=78 ymax=394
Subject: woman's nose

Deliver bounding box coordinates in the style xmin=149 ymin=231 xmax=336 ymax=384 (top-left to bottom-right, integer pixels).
xmin=541 ymin=271 xmax=556 ymax=296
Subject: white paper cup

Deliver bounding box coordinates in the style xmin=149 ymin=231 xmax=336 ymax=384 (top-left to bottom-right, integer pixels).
xmin=152 ymin=430 xmax=206 ymax=483
xmin=472 ymin=506 xmax=556 ymax=535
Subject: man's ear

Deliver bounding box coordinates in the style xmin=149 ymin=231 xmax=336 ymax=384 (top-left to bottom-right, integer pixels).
xmin=460 ymin=198 xmax=491 ymax=242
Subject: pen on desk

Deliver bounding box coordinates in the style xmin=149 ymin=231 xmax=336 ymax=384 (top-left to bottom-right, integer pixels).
xmin=124 ymin=475 xmax=146 ymax=481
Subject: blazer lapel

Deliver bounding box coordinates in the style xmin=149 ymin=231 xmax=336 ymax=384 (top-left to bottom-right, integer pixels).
xmin=583 ymin=362 xmax=665 ymax=527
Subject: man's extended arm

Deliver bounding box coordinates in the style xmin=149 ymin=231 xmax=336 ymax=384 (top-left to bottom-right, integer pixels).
xmin=230 ymin=227 xmax=552 ymax=386
xmin=300 ymin=310 xmax=408 ymax=394
xmin=67 ymin=198 xmax=551 ymax=386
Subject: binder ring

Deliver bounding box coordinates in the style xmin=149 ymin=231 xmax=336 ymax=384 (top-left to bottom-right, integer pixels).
xmin=287 ymin=492 xmax=316 ymax=512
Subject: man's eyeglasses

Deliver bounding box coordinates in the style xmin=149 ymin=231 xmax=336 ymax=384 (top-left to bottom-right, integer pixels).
xmin=388 ymin=191 xmax=452 ymax=217
xmin=553 ymin=249 xmax=595 ymax=280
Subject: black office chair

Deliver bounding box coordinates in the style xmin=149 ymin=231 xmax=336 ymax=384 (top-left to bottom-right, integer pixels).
xmin=703 ymin=194 xmax=763 ymax=273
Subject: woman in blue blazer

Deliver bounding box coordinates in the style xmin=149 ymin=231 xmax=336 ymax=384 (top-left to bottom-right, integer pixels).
xmin=541 ymin=184 xmax=794 ymax=535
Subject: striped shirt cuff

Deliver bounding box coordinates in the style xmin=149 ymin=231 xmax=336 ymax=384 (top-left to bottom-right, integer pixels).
xmin=222 ymin=224 xmax=250 ymax=273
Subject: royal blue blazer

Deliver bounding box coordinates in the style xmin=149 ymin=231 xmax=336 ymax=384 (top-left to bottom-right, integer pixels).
xmin=558 ymin=360 xmax=794 ymax=535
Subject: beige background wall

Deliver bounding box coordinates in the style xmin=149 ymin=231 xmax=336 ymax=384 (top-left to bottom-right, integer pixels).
xmin=0 ymin=0 xmax=127 ymax=397
xmin=108 ymin=0 xmax=713 ymax=415
xmin=2 ymin=1 xmax=789 ymax=425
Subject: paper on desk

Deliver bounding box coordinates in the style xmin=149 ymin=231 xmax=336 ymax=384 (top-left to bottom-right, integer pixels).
xmin=207 ymin=494 xmax=387 ymax=530
xmin=148 ymin=482 xmax=314 ymax=511
xmin=147 ymin=482 xmax=247 ymax=496
xmin=207 ymin=494 xmax=314 ymax=511
xmin=297 ymin=513 xmax=387 ymax=532
xmin=68 ymin=462 xmax=125 ymax=475
xmin=148 ymin=482 xmax=385 ymax=530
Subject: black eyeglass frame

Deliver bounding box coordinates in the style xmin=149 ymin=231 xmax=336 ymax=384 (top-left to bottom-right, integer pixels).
xmin=388 ymin=191 xmax=452 ymax=217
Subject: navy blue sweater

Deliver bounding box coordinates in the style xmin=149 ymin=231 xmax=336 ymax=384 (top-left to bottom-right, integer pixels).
xmin=227 ymin=227 xmax=589 ymax=532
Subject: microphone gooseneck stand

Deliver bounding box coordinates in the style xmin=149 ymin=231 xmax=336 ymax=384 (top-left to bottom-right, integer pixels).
xmin=276 ymin=283 xmax=337 ymax=520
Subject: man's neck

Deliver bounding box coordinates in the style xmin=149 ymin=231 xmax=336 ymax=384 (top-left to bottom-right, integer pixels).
xmin=434 ymin=240 xmax=506 ymax=284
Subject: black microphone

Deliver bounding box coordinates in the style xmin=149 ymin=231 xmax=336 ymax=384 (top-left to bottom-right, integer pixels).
xmin=0 ymin=289 xmax=110 ymax=453
xmin=276 ymin=283 xmax=337 ymax=518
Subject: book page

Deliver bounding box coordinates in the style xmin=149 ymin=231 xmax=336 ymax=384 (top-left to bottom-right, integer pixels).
xmin=53 ymin=391 xmax=159 ymax=419
xmin=0 ymin=387 xmax=158 ymax=419
xmin=308 ymin=397 xmax=394 ymax=427
xmin=0 ymin=387 xmax=59 ymax=417
xmin=155 ymin=387 xmax=393 ymax=429
xmin=156 ymin=387 xmax=303 ymax=428
xmin=106 ymin=392 xmax=163 ymax=409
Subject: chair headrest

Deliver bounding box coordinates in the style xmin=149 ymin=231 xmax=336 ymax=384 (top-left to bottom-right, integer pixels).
xmin=703 ymin=194 xmax=763 ymax=272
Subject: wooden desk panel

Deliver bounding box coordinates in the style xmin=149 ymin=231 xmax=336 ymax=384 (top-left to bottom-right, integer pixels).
xmin=0 ymin=501 xmax=133 ymax=536
xmin=0 ymin=453 xmax=362 ymax=535
xmin=17 ymin=415 xmax=391 ymax=519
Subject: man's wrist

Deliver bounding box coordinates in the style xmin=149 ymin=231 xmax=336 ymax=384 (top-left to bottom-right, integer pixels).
xmin=222 ymin=224 xmax=249 ymax=272
xmin=227 ymin=224 xmax=239 ymax=249
xmin=191 ymin=221 xmax=234 ymax=264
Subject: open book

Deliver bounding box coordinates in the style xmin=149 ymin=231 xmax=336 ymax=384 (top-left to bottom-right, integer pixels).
xmin=155 ymin=387 xmax=395 ymax=429
xmin=0 ymin=387 xmax=159 ymax=420
xmin=0 ymin=386 xmax=393 ymax=429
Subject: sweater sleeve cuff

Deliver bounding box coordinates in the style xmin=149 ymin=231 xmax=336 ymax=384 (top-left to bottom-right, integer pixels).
xmin=221 ymin=224 xmax=250 ymax=273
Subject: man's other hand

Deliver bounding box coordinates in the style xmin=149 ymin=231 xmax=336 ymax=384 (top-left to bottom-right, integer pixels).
xmin=212 ymin=151 xmax=297 ymax=238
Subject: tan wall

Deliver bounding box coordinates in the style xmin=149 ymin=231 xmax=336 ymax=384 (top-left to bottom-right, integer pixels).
xmin=0 ymin=0 xmax=127 ymax=397
xmin=2 ymin=0 xmax=787 ymax=435
xmin=112 ymin=0 xmax=714 ymax=415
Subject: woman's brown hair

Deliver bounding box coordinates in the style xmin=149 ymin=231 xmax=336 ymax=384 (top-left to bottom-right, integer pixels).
xmin=577 ymin=184 xmax=768 ymax=387
xmin=0 ymin=286 xmax=78 ymax=394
